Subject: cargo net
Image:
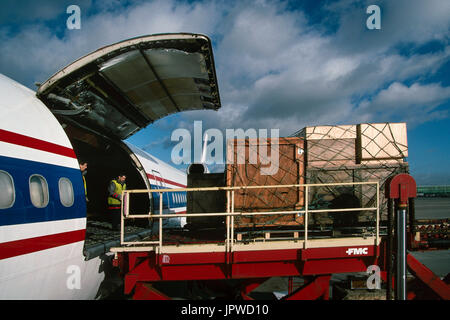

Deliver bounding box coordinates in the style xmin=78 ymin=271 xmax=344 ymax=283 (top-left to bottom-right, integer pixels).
xmin=292 ymin=123 xmax=409 ymax=227
xmin=226 ymin=123 xmax=409 ymax=231
xmin=226 ymin=137 xmax=305 ymax=229
xmin=306 ymin=165 xmax=408 ymax=228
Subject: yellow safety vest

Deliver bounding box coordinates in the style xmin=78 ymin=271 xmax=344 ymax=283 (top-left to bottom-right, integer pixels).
xmin=108 ymin=180 xmax=126 ymax=206
xmin=82 ymin=176 xmax=87 ymax=197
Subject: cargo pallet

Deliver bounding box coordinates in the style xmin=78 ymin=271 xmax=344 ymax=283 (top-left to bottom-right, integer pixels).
xmin=110 ymin=181 xmax=450 ymax=300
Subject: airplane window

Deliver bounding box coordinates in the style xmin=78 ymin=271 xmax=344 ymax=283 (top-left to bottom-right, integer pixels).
xmin=0 ymin=170 xmax=15 ymax=209
xmin=59 ymin=178 xmax=74 ymax=207
xmin=29 ymin=175 xmax=49 ymax=208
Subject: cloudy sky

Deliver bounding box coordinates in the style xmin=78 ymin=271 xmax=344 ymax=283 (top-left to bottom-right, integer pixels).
xmin=1 ymin=0 xmax=449 ymax=184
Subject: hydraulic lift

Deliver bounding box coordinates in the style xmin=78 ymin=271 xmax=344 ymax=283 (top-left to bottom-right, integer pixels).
xmin=110 ymin=176 xmax=450 ymax=300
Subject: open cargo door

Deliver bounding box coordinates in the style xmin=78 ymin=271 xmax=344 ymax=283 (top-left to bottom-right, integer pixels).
xmin=36 ymin=33 xmax=221 ymax=140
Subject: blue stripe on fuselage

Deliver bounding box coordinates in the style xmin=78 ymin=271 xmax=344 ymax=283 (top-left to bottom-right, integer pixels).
xmin=150 ymin=184 xmax=186 ymax=209
xmin=0 ymin=155 xmax=86 ymax=226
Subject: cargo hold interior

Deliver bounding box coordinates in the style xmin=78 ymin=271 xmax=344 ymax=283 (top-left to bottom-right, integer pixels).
xmin=61 ymin=122 xmax=153 ymax=258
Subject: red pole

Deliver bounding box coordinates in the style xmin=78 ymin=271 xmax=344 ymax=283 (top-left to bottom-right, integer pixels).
xmin=388 ymin=174 xmax=417 ymax=300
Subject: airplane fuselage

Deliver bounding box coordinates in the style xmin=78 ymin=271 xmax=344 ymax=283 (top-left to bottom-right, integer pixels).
xmin=0 ymin=73 xmax=187 ymax=299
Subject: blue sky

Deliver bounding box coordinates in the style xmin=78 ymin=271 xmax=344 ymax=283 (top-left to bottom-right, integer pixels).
xmin=0 ymin=0 xmax=449 ymax=185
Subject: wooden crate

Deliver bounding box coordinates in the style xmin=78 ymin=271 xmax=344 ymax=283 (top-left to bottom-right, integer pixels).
xmin=226 ymin=137 xmax=305 ymax=228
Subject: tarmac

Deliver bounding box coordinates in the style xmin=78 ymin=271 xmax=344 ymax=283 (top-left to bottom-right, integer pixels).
xmin=415 ymin=197 xmax=450 ymax=220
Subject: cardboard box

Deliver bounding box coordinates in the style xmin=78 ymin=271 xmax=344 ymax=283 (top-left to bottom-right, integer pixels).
xmin=357 ymin=122 xmax=408 ymax=162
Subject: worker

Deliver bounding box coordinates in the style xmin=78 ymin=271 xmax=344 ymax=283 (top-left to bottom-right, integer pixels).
xmin=107 ymin=174 xmax=127 ymax=231
xmin=79 ymin=160 xmax=88 ymax=202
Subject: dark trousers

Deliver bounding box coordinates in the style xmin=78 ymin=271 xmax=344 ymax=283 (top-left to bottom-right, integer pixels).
xmin=108 ymin=207 xmax=121 ymax=231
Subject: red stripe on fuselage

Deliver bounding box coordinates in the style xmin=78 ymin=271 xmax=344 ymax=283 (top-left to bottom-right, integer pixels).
xmin=146 ymin=173 xmax=186 ymax=188
xmin=0 ymin=129 xmax=77 ymax=159
xmin=0 ymin=229 xmax=86 ymax=260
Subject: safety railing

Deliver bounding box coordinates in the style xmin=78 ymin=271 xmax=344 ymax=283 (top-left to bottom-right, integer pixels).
xmin=120 ymin=181 xmax=380 ymax=253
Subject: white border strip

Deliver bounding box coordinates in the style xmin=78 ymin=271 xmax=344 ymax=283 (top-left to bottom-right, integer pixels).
xmin=0 ymin=218 xmax=86 ymax=243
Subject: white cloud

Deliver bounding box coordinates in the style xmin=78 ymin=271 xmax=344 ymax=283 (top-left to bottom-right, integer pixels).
xmin=0 ymin=25 xmax=76 ymax=86
xmin=216 ymin=2 xmax=308 ymax=80
xmin=328 ymin=0 xmax=450 ymax=54
xmin=0 ymin=0 xmax=221 ymax=86
xmin=0 ymin=0 xmax=449 ymax=136
xmin=355 ymin=82 xmax=450 ymax=125
xmin=180 ymin=0 xmax=450 ymax=135
xmin=0 ymin=0 xmax=92 ymax=23
xmin=374 ymin=82 xmax=450 ymax=109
